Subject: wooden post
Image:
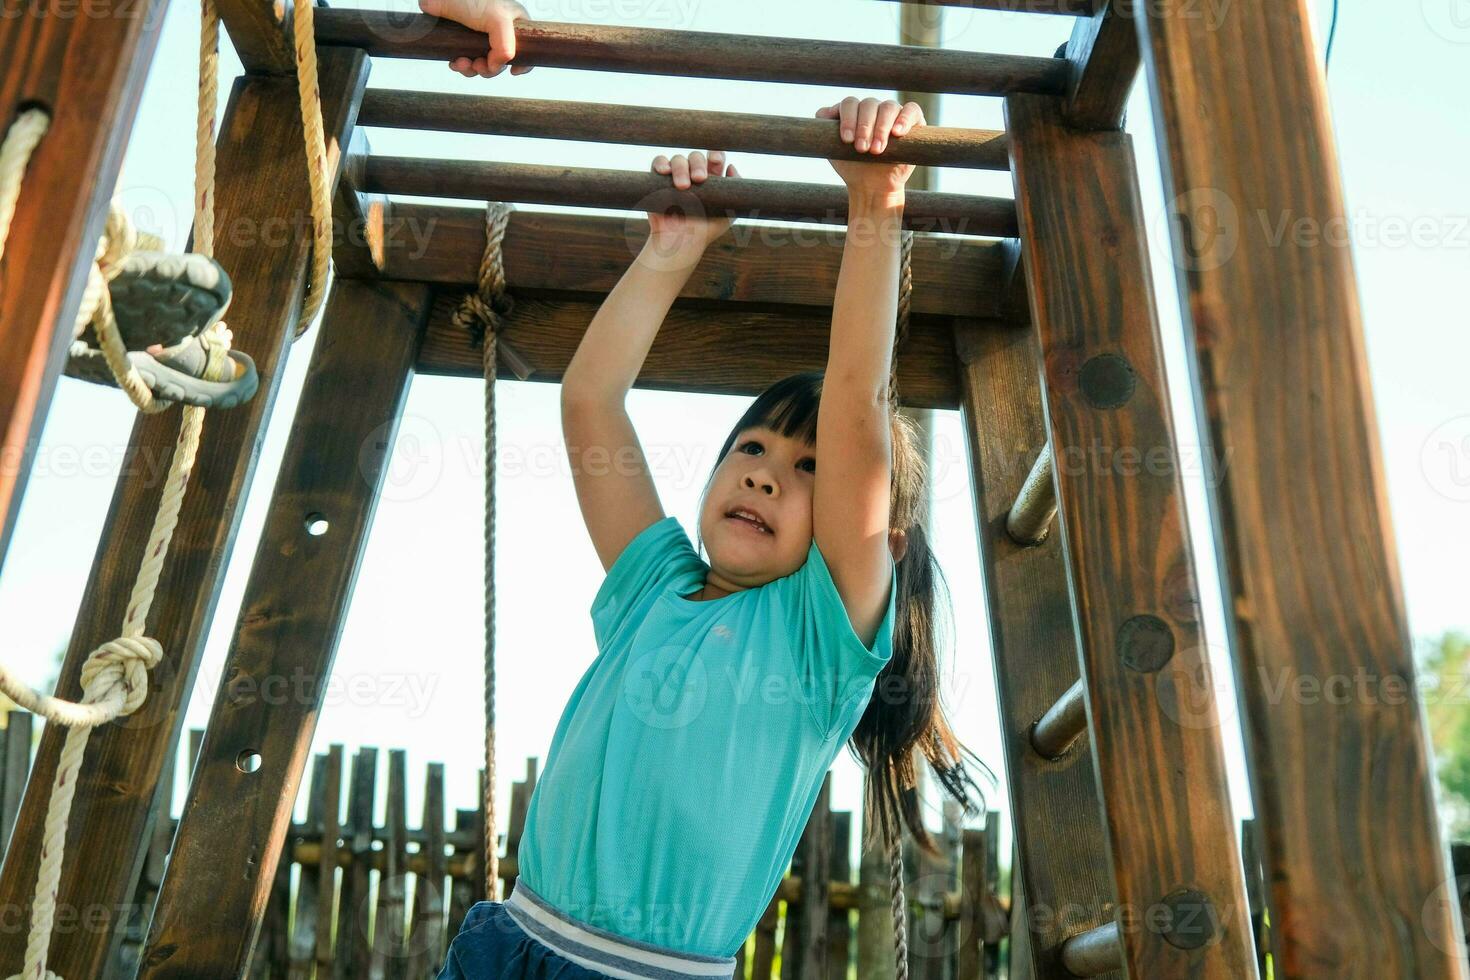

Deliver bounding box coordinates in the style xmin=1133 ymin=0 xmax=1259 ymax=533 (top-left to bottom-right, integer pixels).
xmin=0 ymin=0 xmax=167 ymax=571
xmin=953 ymin=315 xmax=1118 ymax=978
xmin=1006 ymin=92 xmax=1257 ymax=976
xmin=137 ymin=278 xmax=432 ymax=975
xmin=1136 ymin=2 xmax=1466 ymax=976
xmin=0 ymin=49 xmax=370 ymax=977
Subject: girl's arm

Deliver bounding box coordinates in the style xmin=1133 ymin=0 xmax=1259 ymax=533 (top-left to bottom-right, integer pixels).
xmin=562 ymin=151 xmax=740 ymax=572
xmin=812 ymin=98 xmax=924 ymax=647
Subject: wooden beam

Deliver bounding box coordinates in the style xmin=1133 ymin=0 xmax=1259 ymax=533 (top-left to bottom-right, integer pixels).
xmin=870 ymin=0 xmax=1098 ymax=13
xmin=420 ymin=292 xmax=965 ymax=410
xmin=140 ymin=279 xmax=431 ymax=977
xmin=315 ymin=10 xmax=1070 ymax=97
xmin=361 ymin=157 xmax=1020 ymax=237
xmin=1063 ymin=0 xmax=1140 ymax=130
xmin=357 ymin=89 xmax=1011 ymax=171
xmin=0 ymin=0 xmax=167 ymax=573
xmin=215 ymin=0 xmax=293 ymax=73
xmin=953 ymin=317 xmax=1117 ymax=978
xmin=1007 ymin=91 xmax=1257 ymax=977
xmin=0 ymin=50 xmax=371 ymax=977
xmin=1136 ymin=3 xmax=1466 ymax=976
xmin=358 ymin=204 xmax=1016 ymax=321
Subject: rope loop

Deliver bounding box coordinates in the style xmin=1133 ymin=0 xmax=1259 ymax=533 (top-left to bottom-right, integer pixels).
xmin=456 ymin=202 xmax=533 ymax=381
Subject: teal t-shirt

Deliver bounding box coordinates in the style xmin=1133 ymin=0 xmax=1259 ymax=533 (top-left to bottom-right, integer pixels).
xmin=515 ymin=515 xmax=897 ymax=958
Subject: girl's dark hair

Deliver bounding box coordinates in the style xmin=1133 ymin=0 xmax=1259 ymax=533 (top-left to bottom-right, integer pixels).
xmin=697 ymin=371 xmax=995 ymax=857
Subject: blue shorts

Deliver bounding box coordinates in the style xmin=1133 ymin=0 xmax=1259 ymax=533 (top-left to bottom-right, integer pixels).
xmin=437 ymin=877 xmax=737 ymax=980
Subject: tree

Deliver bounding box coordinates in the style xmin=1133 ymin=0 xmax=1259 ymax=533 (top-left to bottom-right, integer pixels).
xmin=1419 ymin=631 xmax=1470 ymax=838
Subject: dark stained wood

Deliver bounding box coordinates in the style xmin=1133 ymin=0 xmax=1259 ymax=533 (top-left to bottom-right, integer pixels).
xmin=1063 ymin=0 xmax=1139 ymax=130
xmin=1135 ymin=4 xmax=1465 ymax=977
xmin=952 ymin=317 xmax=1117 ymax=979
xmin=372 ymin=749 xmax=410 ymax=978
xmin=417 ymin=291 xmax=966 ymax=410
xmin=358 ymin=89 xmax=1010 ymax=170
xmin=825 ymin=810 xmax=851 ymax=980
xmin=138 ymin=279 xmax=432 ymax=977
xmin=1007 ymin=91 xmax=1256 ymax=978
xmin=0 ymin=50 xmax=371 ymax=978
xmin=287 ymin=753 xmax=330 ymax=980
xmin=316 ymin=11 xmax=1070 ymax=97
xmin=870 ymin=0 xmax=1097 ymax=12
xmin=0 ymin=712 xmax=31 ymax=856
xmin=958 ymin=829 xmax=983 ymax=980
xmin=361 ymin=157 xmax=1020 ymax=237
xmin=336 ymin=748 xmax=378 ymax=979
xmin=406 ymin=762 xmax=447 ymax=976
xmin=370 ymin=205 xmax=1016 ymax=322
xmin=216 ymin=0 xmax=294 ymax=72
xmin=789 ymin=774 xmax=832 ymax=980
xmin=0 ymin=0 xmax=167 ymax=572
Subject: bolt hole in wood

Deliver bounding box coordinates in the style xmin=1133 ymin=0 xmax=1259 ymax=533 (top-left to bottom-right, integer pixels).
xmin=236 ymin=750 xmax=263 ymax=774
xmin=304 ymin=513 xmax=330 ymax=536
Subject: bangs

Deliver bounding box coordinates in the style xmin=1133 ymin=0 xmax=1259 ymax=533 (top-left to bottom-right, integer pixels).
xmin=726 ymin=371 xmax=823 ymax=455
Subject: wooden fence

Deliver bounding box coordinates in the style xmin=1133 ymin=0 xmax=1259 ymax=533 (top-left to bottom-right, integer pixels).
xmin=0 ymin=712 xmax=1009 ymax=979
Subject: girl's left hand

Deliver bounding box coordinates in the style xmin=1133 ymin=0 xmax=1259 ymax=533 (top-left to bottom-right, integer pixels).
xmin=816 ymin=97 xmax=925 ymax=199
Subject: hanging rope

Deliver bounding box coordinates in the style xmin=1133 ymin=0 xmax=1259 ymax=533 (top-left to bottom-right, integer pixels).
xmin=291 ymin=0 xmax=332 ymax=337
xmin=889 ymin=833 xmax=910 ymax=980
xmin=0 ymin=0 xmax=328 ymax=972
xmin=457 ymin=201 xmax=520 ymax=900
xmin=889 ymin=227 xmax=913 ymax=412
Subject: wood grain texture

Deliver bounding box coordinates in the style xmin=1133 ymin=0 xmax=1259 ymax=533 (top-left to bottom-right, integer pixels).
xmin=139 ymin=280 xmax=430 ymax=977
xmin=1136 ymin=3 xmax=1466 ymax=977
xmin=215 ymin=0 xmax=293 ymax=72
xmin=869 ymin=0 xmax=1097 ymax=12
xmin=361 ymin=157 xmax=1020 ymax=237
xmin=316 ymin=11 xmax=1070 ymax=97
xmin=1007 ymin=91 xmax=1257 ymax=978
xmin=1063 ymin=0 xmax=1139 ymax=130
xmin=0 ymin=0 xmax=167 ymax=572
xmin=364 ymin=204 xmax=1016 ymax=320
xmin=418 ymin=291 xmax=966 ymax=409
xmin=0 ymin=50 xmax=370 ymax=978
xmin=953 ymin=316 xmax=1118 ymax=979
xmin=357 ymin=89 xmax=1011 ymax=170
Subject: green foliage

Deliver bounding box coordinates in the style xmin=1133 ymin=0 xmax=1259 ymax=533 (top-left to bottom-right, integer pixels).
xmin=1419 ymin=631 xmax=1470 ymax=837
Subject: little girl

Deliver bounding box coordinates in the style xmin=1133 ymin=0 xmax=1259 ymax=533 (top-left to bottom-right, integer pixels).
xmin=433 ymin=93 xmax=989 ymax=975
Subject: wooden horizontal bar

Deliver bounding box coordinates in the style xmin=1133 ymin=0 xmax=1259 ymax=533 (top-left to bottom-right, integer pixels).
xmin=362 ymin=204 xmax=1015 ymax=320
xmin=1029 ymin=677 xmax=1087 ymax=759
xmin=361 ymin=157 xmax=1019 ymax=237
xmin=1060 ymin=921 xmax=1123 ymax=976
xmin=357 ymin=89 xmax=1011 ymax=170
xmin=316 ymin=10 xmax=1069 ymax=97
xmin=417 ymin=291 xmax=966 ymax=409
xmin=1005 ymin=444 xmax=1056 ymax=544
xmin=871 ymin=0 xmax=1097 ymax=12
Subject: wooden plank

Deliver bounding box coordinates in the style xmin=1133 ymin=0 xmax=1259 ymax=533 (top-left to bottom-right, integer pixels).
xmin=1006 ymin=92 xmax=1257 ymax=977
xmin=368 ymin=205 xmax=1014 ymax=322
xmin=0 ymin=711 xmax=31 ymax=855
xmin=316 ymin=10 xmax=1070 ymax=97
xmin=316 ymin=746 xmax=345 ymax=978
xmin=358 ymin=89 xmax=1010 ymax=170
xmin=952 ymin=315 xmax=1117 ymax=979
xmin=0 ymin=48 xmax=371 ymax=978
xmin=751 ymin=893 xmax=778 ymax=980
xmin=870 ymin=0 xmax=1097 ymax=13
xmin=288 ymin=753 xmax=331 ymax=980
xmin=855 ymin=805 xmax=893 ymax=980
xmin=216 ymin=0 xmax=293 ymax=73
xmin=1135 ymin=3 xmax=1465 ymax=977
xmin=789 ymin=774 xmax=832 ymax=980
xmin=138 ymin=279 xmax=431 ymax=976
xmin=361 ymin=157 xmax=1019 ymax=237
xmin=372 ymin=749 xmax=409 ymax=979
xmin=0 ymin=0 xmax=167 ymax=571
xmin=406 ymin=761 xmax=446 ymax=978
xmin=417 ymin=292 xmax=966 ymax=410
xmin=336 ymin=747 xmax=379 ymax=980
xmin=825 ymin=811 xmax=851 ymax=980
xmin=1062 ymin=0 xmax=1139 ymax=130
xmin=958 ymin=829 xmax=984 ymax=980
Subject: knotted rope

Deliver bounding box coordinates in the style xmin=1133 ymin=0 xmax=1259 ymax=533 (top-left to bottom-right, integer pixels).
xmin=0 ymin=0 xmax=328 ymax=971
xmin=889 ymin=834 xmax=910 ymax=980
xmin=457 ymin=201 xmax=529 ymax=900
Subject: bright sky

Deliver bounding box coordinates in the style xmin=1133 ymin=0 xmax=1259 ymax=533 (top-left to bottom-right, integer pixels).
xmin=1 ymin=0 xmax=1466 ymax=875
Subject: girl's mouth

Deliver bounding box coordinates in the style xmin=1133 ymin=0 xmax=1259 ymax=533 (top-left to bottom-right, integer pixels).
xmin=726 ymin=514 xmax=773 ymax=535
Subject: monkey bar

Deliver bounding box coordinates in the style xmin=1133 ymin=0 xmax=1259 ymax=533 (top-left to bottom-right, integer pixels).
xmin=0 ymin=1 xmax=1461 ymax=979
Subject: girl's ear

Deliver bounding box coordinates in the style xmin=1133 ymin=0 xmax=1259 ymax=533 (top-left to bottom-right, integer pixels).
xmin=888 ymin=528 xmax=909 ymax=563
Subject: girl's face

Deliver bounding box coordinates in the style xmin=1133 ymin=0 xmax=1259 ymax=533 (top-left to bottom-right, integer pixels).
xmin=697 ymin=424 xmax=817 ymax=590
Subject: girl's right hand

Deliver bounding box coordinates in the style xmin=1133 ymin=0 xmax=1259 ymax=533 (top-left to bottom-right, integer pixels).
xmin=646 ymin=150 xmax=741 ymax=253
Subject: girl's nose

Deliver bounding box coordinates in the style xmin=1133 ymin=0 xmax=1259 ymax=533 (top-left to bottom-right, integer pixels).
xmin=743 ymin=471 xmax=777 ymax=495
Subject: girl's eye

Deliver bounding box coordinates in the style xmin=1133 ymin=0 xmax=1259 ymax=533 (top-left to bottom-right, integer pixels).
xmin=799 ymin=458 xmax=816 ymax=473
xmin=739 ymin=440 xmax=763 ymax=456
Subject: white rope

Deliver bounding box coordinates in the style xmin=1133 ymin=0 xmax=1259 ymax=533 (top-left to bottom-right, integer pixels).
xmin=0 ymin=0 xmax=327 ymax=966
